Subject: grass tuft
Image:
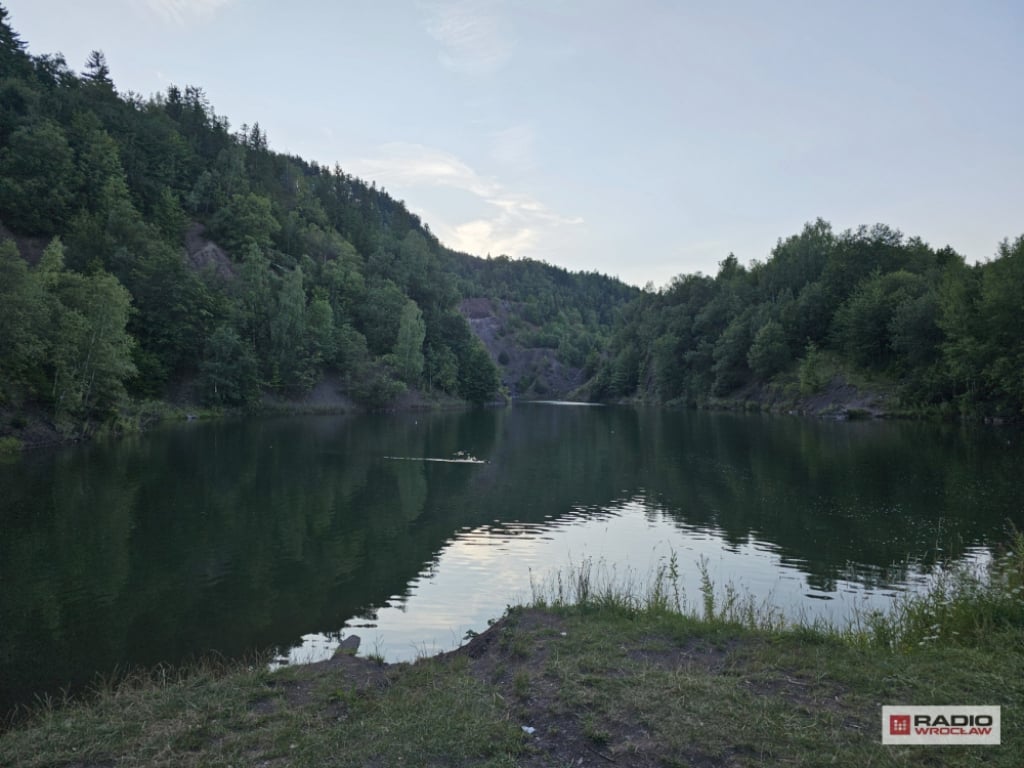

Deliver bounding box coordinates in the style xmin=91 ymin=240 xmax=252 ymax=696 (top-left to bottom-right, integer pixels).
xmin=856 ymin=525 xmax=1024 ymax=651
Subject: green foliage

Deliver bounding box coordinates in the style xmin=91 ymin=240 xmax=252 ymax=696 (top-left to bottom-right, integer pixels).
xmin=0 ymin=119 xmax=76 ymax=233
xmin=358 ymin=278 xmax=408 ymax=357
xmin=711 ymin=313 xmax=752 ymax=395
xmin=208 ymin=192 xmax=279 ymax=256
xmin=459 ymin=342 xmax=500 ymax=404
xmin=350 ymin=362 xmax=405 ymax=410
xmin=452 ymin=253 xmax=638 ymax=379
xmin=595 ymin=218 xmax=1024 ymax=418
xmin=864 ymin=528 xmax=1024 ymax=650
xmin=975 ymin=236 xmax=1024 ymax=410
xmin=798 ymin=342 xmax=829 ymax=395
xmin=392 ymin=300 xmax=426 ymax=385
xmin=832 ymin=270 xmax=927 ymax=369
xmin=0 ymin=240 xmax=47 ymax=403
xmin=2 ymin=9 xmax=1020 ymax=424
xmin=0 ymin=237 xmax=136 ymax=427
xmin=198 ymin=325 xmax=259 ymax=406
xmin=0 ymin=5 xmax=31 ymax=79
xmin=270 ymin=266 xmax=317 ymax=392
xmin=0 ymin=435 xmax=22 ymax=455
xmin=747 ymin=319 xmax=790 ymax=379
xmin=26 ymin=238 xmax=138 ymax=427
xmin=0 ymin=10 xmax=628 ymax=418
xmin=305 ymin=295 xmax=336 ymax=367
xmin=425 ymin=344 xmax=459 ymax=394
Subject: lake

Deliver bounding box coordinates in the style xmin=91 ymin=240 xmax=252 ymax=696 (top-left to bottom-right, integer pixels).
xmin=1 ymin=404 xmax=1021 ymax=715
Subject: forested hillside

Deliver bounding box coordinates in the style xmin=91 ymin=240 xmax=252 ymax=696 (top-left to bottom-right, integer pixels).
xmin=452 ymin=255 xmax=637 ymax=396
xmin=0 ymin=7 xmax=634 ymax=441
xmin=2 ymin=6 xmax=1020 ymax=446
xmin=593 ymin=219 xmax=1024 ymax=419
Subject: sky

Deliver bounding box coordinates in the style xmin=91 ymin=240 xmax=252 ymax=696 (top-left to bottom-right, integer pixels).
xmin=5 ymin=0 xmax=1023 ymax=287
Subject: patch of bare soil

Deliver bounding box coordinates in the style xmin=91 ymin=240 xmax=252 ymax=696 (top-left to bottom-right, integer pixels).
xmin=443 ymin=611 xmax=692 ymax=767
xmin=441 ymin=609 xmax=864 ymax=768
xmin=448 ymin=610 xmax=637 ymax=768
xmin=252 ymin=652 xmax=395 ymax=719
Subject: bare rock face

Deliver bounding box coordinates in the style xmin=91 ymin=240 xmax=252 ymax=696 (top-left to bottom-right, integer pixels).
xmin=333 ymin=634 xmax=361 ymax=657
xmin=184 ymin=222 xmax=235 ymax=282
xmin=460 ymin=298 xmax=585 ymax=400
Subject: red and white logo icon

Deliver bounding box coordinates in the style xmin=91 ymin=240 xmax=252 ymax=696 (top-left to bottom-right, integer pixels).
xmin=889 ymin=715 xmax=911 ymax=736
xmin=882 ymin=706 xmax=1000 ymax=745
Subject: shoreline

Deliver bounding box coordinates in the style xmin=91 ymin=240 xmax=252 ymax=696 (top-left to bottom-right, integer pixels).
xmin=2 ymin=603 xmax=1020 ymax=766
xmin=3 ymin=537 xmax=1021 ymax=765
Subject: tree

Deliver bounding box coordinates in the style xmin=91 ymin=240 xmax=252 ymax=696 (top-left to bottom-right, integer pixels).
xmin=198 ymin=325 xmax=260 ymax=406
xmin=358 ymin=278 xmax=408 ymax=356
xmin=82 ymin=50 xmax=112 ymax=86
xmin=976 ymin=236 xmax=1024 ymax=409
xmin=209 ymin=192 xmax=279 ymax=256
xmin=0 ymin=4 xmax=31 ymax=77
xmin=458 ymin=342 xmax=499 ymax=404
xmin=889 ymin=291 xmax=942 ymax=370
xmin=832 ymin=270 xmax=926 ymax=369
xmin=392 ymin=301 xmax=426 ymax=385
xmin=238 ymin=243 xmax=273 ymax=353
xmin=0 ymin=239 xmax=47 ymax=403
xmin=711 ymin=313 xmax=752 ymax=394
xmin=123 ymin=241 xmax=217 ymax=393
xmin=0 ymin=119 xmax=76 ymax=233
xmin=270 ymin=266 xmax=313 ymax=391
xmin=747 ymin=319 xmax=791 ymax=379
xmin=306 ymin=295 xmax=336 ymax=368
xmin=425 ymin=344 xmax=459 ymax=394
xmin=70 ymin=119 xmax=128 ymax=216
xmin=45 ymin=248 xmax=137 ymax=427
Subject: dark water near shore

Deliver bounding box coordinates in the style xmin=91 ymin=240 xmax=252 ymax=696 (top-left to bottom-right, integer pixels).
xmin=1 ymin=405 xmax=1021 ymax=714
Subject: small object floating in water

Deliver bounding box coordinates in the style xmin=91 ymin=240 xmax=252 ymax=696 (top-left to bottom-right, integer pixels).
xmin=383 ymin=455 xmax=488 ymax=464
xmin=804 ymin=593 xmax=834 ymax=601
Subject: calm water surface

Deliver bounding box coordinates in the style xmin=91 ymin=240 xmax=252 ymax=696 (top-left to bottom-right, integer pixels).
xmin=1 ymin=404 xmax=1021 ymax=713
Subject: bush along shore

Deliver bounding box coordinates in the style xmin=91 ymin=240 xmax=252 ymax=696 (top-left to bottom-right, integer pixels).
xmin=2 ymin=533 xmax=1021 ymax=767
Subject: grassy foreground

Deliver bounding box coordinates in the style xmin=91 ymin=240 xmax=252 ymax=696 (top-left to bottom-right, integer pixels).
xmin=2 ymin=539 xmax=1022 ymax=767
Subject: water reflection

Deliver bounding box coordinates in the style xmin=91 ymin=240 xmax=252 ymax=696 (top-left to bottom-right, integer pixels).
xmin=281 ymin=498 xmax=949 ymax=666
xmin=1 ymin=405 xmax=1020 ymax=714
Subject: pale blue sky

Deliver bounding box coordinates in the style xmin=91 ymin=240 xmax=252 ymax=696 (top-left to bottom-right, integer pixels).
xmin=6 ymin=0 xmax=1022 ymax=286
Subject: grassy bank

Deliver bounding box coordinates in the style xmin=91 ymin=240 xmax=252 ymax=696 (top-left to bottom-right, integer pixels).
xmin=2 ymin=538 xmax=1022 ymax=767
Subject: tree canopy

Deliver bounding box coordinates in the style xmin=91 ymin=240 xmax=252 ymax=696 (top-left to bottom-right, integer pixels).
xmin=0 ymin=7 xmax=1020 ymax=434
xmin=592 ymin=219 xmax=1024 ymax=419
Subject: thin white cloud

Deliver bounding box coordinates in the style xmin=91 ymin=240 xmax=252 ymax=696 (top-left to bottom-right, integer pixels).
xmin=421 ymin=0 xmax=512 ymax=75
xmin=490 ymin=123 xmax=536 ymax=168
xmin=355 ymin=144 xmax=495 ymax=197
xmin=352 ymin=142 xmax=581 ymax=259
xmin=146 ymin=0 xmax=234 ymax=25
xmin=449 ymin=220 xmax=536 ymax=258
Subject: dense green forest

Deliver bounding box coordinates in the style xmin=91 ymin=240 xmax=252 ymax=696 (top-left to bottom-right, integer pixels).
xmin=0 ymin=7 xmax=634 ymax=440
xmin=1 ymin=5 xmax=1021 ymax=445
xmin=452 ymin=252 xmax=637 ymax=378
xmin=592 ymin=219 xmax=1024 ymax=419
